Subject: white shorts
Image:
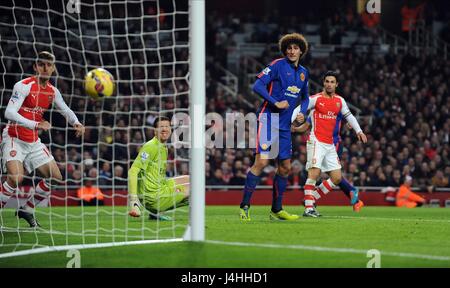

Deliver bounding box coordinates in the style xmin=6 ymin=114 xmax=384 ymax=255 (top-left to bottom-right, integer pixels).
xmin=306 ymin=136 xmax=342 ymax=173
xmin=1 ymin=134 xmax=54 ymax=174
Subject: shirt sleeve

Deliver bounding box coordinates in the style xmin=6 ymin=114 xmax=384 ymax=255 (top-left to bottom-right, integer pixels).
xmin=300 ymin=70 xmax=310 ymax=116
xmin=53 ymin=88 xmax=81 ymax=126
xmin=4 ymin=82 xmax=39 ymax=129
xmin=291 ymin=99 xmax=316 ymax=123
xmin=340 ymin=98 xmax=362 ymax=134
xmin=252 ymin=62 xmax=279 ymax=105
xmin=128 ymin=144 xmax=155 ymax=196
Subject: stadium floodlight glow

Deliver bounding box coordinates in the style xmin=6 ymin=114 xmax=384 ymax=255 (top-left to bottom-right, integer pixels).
xmin=0 ymin=0 xmax=205 ymax=259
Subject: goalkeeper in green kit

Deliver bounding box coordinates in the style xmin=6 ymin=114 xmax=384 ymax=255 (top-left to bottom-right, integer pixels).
xmin=128 ymin=116 xmax=189 ymax=220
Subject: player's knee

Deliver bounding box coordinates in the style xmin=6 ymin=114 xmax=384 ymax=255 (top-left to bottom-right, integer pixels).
xmin=308 ymin=168 xmax=320 ymax=180
xmin=7 ymin=174 xmax=23 ymax=187
xmin=278 ymin=163 xmax=291 ymax=176
xmin=331 ymin=175 xmax=342 ymax=185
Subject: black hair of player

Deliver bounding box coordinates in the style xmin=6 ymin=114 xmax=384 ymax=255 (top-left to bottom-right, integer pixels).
xmin=279 ymin=33 xmax=308 ymax=59
xmin=153 ymin=116 xmax=171 ymax=128
xmin=322 ymin=71 xmax=339 ymax=83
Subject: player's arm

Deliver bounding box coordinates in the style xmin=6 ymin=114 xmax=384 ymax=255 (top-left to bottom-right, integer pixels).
xmin=298 ymin=70 xmax=310 ymax=120
xmin=128 ymin=145 xmax=154 ymax=217
xmin=53 ymin=88 xmax=85 ymax=137
xmin=291 ymin=95 xmax=317 ymax=125
xmin=4 ymin=82 xmax=41 ymax=129
xmin=340 ymin=98 xmax=367 ymax=143
xmin=253 ymin=63 xmax=288 ymax=109
xmin=292 ymin=116 xmax=311 ymax=133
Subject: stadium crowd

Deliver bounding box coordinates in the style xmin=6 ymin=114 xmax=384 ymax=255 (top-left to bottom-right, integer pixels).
xmin=0 ymin=0 xmax=448 ymax=191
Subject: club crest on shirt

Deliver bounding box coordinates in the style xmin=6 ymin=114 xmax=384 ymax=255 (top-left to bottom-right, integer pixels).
xmin=336 ymin=102 xmax=340 ymax=108
xmin=300 ymin=73 xmax=305 ymax=81
xmin=261 ymin=143 xmax=268 ymax=150
xmin=10 ymin=150 xmax=17 ymax=157
xmin=141 ymin=152 xmax=148 ymax=160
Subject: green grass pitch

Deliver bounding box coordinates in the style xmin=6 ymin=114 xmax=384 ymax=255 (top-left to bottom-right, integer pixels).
xmin=1 ymin=205 xmax=450 ymax=267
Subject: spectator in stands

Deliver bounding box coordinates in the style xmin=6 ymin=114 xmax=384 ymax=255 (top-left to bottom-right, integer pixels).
xmin=431 ymin=170 xmax=449 ymax=188
xmin=396 ymin=175 xmax=426 ymax=208
xmin=77 ymin=169 xmax=105 ymax=206
xmin=99 ymin=162 xmax=112 ymax=186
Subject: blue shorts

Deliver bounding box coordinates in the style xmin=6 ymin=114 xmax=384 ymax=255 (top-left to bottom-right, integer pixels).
xmin=255 ymin=113 xmax=292 ymax=160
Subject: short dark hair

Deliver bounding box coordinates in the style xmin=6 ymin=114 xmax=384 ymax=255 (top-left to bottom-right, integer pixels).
xmin=278 ymin=33 xmax=308 ymax=59
xmin=36 ymin=51 xmax=55 ymax=63
xmin=322 ymin=70 xmax=339 ymax=83
xmin=153 ymin=116 xmax=170 ymax=128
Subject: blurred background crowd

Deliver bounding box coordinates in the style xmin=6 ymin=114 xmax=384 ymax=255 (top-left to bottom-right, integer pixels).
xmin=0 ymin=0 xmax=448 ymax=190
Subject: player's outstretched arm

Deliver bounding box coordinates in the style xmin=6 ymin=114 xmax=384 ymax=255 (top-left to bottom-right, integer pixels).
xmin=53 ymin=88 xmax=85 ymax=136
xmin=128 ymin=166 xmax=143 ymax=217
xmin=340 ymin=98 xmax=367 ymax=143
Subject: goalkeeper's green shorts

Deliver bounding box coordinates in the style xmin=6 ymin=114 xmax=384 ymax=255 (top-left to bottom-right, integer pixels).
xmin=141 ymin=179 xmax=188 ymax=213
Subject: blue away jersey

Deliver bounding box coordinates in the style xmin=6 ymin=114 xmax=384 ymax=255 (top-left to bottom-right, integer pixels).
xmin=253 ymin=57 xmax=309 ymax=131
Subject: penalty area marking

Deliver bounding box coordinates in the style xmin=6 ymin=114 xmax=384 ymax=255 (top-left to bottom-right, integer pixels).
xmin=206 ymin=240 xmax=450 ymax=262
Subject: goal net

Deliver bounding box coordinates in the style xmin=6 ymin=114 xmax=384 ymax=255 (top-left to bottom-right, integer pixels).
xmin=0 ymin=0 xmax=202 ymax=258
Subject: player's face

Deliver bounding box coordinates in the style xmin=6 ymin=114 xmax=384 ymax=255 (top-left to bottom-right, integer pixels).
xmin=156 ymin=120 xmax=172 ymax=142
xmin=286 ymin=44 xmax=301 ymax=63
xmin=34 ymin=60 xmax=55 ymax=82
xmin=323 ymin=76 xmax=338 ymax=94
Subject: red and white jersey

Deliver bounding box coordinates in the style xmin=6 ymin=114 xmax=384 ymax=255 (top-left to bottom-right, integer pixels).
xmin=3 ymin=76 xmax=80 ymax=143
xmin=292 ymin=92 xmax=362 ymax=145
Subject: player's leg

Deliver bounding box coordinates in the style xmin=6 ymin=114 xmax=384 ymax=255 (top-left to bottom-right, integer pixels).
xmin=335 ymin=143 xmax=360 ymax=206
xmin=21 ymin=142 xmax=61 ymax=219
xmin=239 ymin=154 xmax=268 ymax=221
xmin=316 ymin=147 xmax=344 ymax=206
xmin=171 ymin=175 xmax=190 ymax=196
xmin=1 ymin=160 xmax=25 ymax=209
xmin=302 ymin=138 xmax=325 ymax=217
xmin=1 ymin=136 xmax=26 ymax=208
xmin=303 ymin=167 xmax=322 ymax=217
xmin=6 ymin=160 xmax=42 ymax=227
xmin=144 ymin=179 xmax=188 ymax=221
xmin=269 ymin=130 xmax=298 ymax=220
xmin=240 ymin=113 xmax=273 ymax=219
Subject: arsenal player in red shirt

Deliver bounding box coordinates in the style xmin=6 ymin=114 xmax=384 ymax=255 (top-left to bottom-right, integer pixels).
xmin=0 ymin=51 xmax=85 ymax=227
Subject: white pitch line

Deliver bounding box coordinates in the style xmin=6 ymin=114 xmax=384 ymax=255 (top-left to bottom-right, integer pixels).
xmin=322 ymin=215 xmax=450 ymax=223
xmin=206 ymin=240 xmax=450 ymax=262
xmin=0 ymin=238 xmax=184 ymax=259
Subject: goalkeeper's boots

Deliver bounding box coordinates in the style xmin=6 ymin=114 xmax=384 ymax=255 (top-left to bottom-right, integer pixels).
xmin=270 ymin=210 xmax=299 ymax=221
xmin=303 ymin=207 xmax=322 ymax=218
xmin=16 ymin=209 xmax=41 ymax=228
xmin=239 ymin=205 xmax=251 ymax=221
xmin=353 ymin=200 xmax=364 ymax=212
xmin=149 ymin=213 xmax=172 ymax=221
xmin=350 ymin=187 xmax=360 ymax=206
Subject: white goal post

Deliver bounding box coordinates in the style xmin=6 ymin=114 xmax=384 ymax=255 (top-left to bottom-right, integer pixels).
xmin=0 ymin=0 xmax=205 ymax=258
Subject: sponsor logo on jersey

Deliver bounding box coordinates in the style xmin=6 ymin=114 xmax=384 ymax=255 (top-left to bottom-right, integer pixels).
xmin=300 ymin=73 xmax=305 ymax=81
xmin=141 ymin=152 xmax=148 ymax=160
xmin=10 ymin=150 xmax=17 ymax=157
xmin=11 ymin=91 xmax=19 ymax=103
xmin=286 ymin=86 xmax=300 ymax=94
xmin=285 ymin=86 xmax=301 ymax=98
